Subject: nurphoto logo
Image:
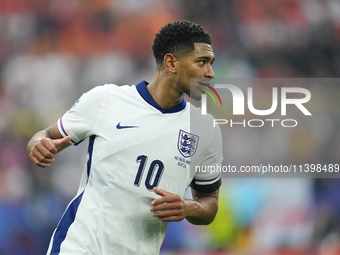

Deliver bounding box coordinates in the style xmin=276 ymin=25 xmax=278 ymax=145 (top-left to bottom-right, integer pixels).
xmin=195 ymin=79 xmax=312 ymax=128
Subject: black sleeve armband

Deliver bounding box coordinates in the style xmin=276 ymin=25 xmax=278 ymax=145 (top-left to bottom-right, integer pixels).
xmin=189 ymin=178 xmax=222 ymax=193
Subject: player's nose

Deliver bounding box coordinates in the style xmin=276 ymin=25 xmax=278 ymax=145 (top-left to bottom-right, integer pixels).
xmin=205 ymin=64 xmax=215 ymax=79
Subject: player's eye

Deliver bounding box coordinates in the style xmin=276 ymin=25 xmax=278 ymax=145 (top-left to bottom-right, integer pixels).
xmin=198 ymin=60 xmax=205 ymax=65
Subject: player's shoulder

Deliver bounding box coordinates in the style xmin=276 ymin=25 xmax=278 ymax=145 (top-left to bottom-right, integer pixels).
xmin=99 ymin=83 xmax=135 ymax=92
xmin=83 ymin=83 xmax=136 ymax=97
xmin=72 ymin=84 xmax=135 ymax=108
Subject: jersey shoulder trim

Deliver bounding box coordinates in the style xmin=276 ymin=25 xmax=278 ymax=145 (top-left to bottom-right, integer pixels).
xmin=58 ymin=118 xmax=84 ymax=145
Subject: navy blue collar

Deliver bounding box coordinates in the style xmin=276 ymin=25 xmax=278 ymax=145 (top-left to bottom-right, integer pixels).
xmin=135 ymin=80 xmax=187 ymax=114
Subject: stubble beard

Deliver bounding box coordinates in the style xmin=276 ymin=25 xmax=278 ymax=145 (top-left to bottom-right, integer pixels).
xmin=177 ymin=69 xmax=202 ymax=101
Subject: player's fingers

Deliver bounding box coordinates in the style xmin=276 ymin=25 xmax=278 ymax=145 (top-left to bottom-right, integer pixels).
xmin=151 ymin=201 xmax=182 ymax=212
xmin=40 ymin=138 xmax=58 ymax=154
xmin=37 ymin=139 xmax=57 ymax=158
xmin=156 ymin=214 xmax=184 ymax=222
xmin=36 ymin=161 xmax=51 ymax=168
xmin=29 ymin=153 xmax=51 ymax=168
xmin=151 ymin=194 xmax=182 ymax=206
xmin=152 ymin=208 xmax=183 ymax=218
xmin=33 ymin=146 xmax=55 ymax=161
xmin=153 ymin=187 xmax=172 ymax=197
xmin=31 ymin=148 xmax=55 ymax=163
xmin=53 ymin=136 xmax=72 ymax=149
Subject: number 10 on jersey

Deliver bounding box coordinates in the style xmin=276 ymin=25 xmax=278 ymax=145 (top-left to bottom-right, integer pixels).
xmin=134 ymin=155 xmax=164 ymax=191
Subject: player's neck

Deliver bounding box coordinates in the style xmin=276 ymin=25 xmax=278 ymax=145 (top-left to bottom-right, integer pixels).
xmin=147 ymin=74 xmax=184 ymax=109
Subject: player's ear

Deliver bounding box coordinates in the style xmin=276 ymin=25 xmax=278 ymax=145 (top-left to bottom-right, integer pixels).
xmin=164 ymin=53 xmax=178 ymax=74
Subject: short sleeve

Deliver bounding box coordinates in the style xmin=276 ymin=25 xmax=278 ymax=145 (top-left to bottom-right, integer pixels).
xmin=58 ymin=86 xmax=105 ymax=145
xmin=190 ymin=125 xmax=223 ymax=193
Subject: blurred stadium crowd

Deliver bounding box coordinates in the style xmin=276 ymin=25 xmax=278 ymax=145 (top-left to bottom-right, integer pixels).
xmin=0 ymin=0 xmax=340 ymax=254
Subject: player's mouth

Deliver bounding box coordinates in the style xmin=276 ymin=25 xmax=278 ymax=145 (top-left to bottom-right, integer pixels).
xmin=196 ymin=81 xmax=210 ymax=89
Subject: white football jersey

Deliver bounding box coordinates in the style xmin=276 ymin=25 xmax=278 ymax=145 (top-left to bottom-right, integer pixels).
xmin=47 ymin=81 xmax=223 ymax=255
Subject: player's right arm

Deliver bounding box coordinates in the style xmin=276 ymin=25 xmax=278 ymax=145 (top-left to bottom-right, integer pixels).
xmin=27 ymin=123 xmax=72 ymax=168
xmin=28 ymin=85 xmax=106 ymax=168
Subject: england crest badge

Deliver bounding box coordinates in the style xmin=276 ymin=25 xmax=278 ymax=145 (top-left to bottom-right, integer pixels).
xmin=178 ymin=130 xmax=199 ymax=157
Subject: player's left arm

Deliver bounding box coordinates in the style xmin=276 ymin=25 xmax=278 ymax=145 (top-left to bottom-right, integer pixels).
xmin=150 ymin=187 xmax=219 ymax=225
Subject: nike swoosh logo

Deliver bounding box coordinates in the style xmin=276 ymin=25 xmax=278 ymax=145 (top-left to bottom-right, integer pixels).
xmin=116 ymin=122 xmax=139 ymax=129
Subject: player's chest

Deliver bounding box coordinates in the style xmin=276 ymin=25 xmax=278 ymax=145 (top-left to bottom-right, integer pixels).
xmin=101 ymin=112 xmax=200 ymax=161
xmin=95 ymin=111 xmax=202 ymax=189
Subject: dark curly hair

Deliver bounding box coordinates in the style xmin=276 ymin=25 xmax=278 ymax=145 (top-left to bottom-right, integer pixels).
xmin=152 ymin=20 xmax=212 ymax=65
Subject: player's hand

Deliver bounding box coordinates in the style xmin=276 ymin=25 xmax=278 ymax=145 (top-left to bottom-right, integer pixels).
xmin=29 ymin=136 xmax=72 ymax=168
xmin=150 ymin=187 xmax=190 ymax=222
